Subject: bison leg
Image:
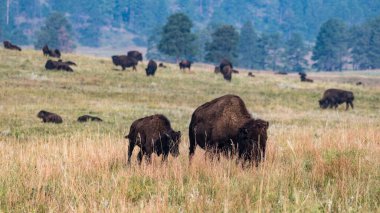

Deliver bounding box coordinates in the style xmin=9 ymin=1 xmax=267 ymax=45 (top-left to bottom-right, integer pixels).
xmin=350 ymin=101 xmax=354 ymax=109
xmin=127 ymin=142 xmax=135 ymax=164
xmin=345 ymin=102 xmax=350 ymax=110
xmin=122 ymin=66 xmax=125 ymax=71
xmin=137 ymin=151 xmax=143 ymax=165
xmin=133 ymin=66 xmax=136 ymax=71
xmin=189 ymin=129 xmax=196 ymax=162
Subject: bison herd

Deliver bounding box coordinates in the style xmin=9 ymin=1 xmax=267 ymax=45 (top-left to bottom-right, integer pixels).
xmin=3 ymin=40 xmax=359 ymax=167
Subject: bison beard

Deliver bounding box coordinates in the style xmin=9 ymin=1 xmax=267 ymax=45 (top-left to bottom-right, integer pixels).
xmin=37 ymin=110 xmax=63 ymax=124
xmin=319 ymin=88 xmax=354 ymax=110
xmin=189 ymin=94 xmax=269 ymax=167
xmin=125 ymin=114 xmax=181 ymax=164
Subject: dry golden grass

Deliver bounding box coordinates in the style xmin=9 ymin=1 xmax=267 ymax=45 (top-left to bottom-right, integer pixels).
xmin=0 ymin=49 xmax=379 ymax=212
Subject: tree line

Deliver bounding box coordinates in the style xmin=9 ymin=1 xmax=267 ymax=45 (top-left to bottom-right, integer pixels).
xmin=152 ymin=13 xmax=380 ymax=71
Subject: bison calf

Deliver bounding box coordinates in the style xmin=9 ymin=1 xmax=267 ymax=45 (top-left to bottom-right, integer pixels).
xmin=3 ymin=41 xmax=21 ymax=51
xmin=125 ymin=114 xmax=181 ymax=164
xmin=77 ymin=115 xmax=103 ymax=122
xmin=145 ymin=60 xmax=157 ymax=76
xmin=37 ymin=110 xmax=63 ymax=124
xmin=189 ymin=94 xmax=269 ymax=166
xmin=319 ymin=89 xmax=354 ymax=110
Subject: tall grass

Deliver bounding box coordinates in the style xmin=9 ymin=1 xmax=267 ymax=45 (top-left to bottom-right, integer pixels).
xmin=0 ymin=49 xmax=379 ymax=212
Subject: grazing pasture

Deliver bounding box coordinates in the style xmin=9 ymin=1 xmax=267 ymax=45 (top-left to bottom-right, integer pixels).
xmin=0 ymin=49 xmax=379 ymax=212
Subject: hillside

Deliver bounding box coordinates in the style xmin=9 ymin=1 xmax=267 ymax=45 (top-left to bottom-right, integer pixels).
xmin=0 ymin=48 xmax=379 ymax=211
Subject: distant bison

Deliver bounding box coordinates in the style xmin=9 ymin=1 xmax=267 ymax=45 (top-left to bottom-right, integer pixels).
xmin=158 ymin=63 xmax=167 ymax=68
xmin=221 ymin=65 xmax=233 ymax=81
xmin=356 ymin=81 xmax=363 ymax=86
xmin=77 ymin=115 xmax=103 ymax=122
xmin=112 ymin=55 xmax=138 ymax=71
xmin=58 ymin=59 xmax=77 ymax=66
xmin=248 ymin=72 xmax=255 ymax=77
xmin=45 ymin=60 xmax=74 ymax=72
xmin=232 ymin=69 xmax=239 ymax=74
xmin=189 ymin=95 xmax=269 ymax=166
xmin=3 ymin=41 xmax=21 ymax=51
xmin=127 ymin=50 xmax=143 ymax=61
xmin=42 ymin=45 xmax=61 ymax=58
xmin=219 ymin=59 xmax=233 ymax=71
xmin=125 ymin=114 xmax=182 ymax=164
xmin=145 ymin=60 xmax=157 ymax=76
xmin=319 ymin=89 xmax=354 ymax=110
xmin=37 ymin=110 xmax=63 ymax=124
xmin=299 ymin=72 xmax=313 ymax=82
xmin=179 ymin=60 xmax=191 ymax=71
xmin=275 ymin=71 xmax=288 ymax=75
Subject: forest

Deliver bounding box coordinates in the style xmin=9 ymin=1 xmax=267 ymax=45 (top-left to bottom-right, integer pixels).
xmin=1 ymin=0 xmax=380 ymax=71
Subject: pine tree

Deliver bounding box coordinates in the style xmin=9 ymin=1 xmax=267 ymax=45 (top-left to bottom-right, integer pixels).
xmin=205 ymin=25 xmax=239 ymax=64
xmin=350 ymin=25 xmax=371 ymax=70
xmin=34 ymin=12 xmax=75 ymax=52
xmin=282 ymin=33 xmax=308 ymax=72
xmin=367 ymin=17 xmax=380 ymax=69
xmin=238 ymin=21 xmax=260 ymax=69
xmin=312 ymin=19 xmax=348 ymax=71
xmin=265 ymin=33 xmax=283 ymax=71
xmin=158 ymin=13 xmax=197 ymax=60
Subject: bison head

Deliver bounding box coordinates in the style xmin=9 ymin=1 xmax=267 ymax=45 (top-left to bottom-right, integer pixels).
xmin=237 ymin=119 xmax=269 ymax=165
xmin=165 ymin=130 xmax=181 ymax=157
xmin=37 ymin=110 xmax=48 ymax=119
xmin=319 ymin=99 xmax=329 ymax=109
xmin=111 ymin=56 xmax=120 ymax=66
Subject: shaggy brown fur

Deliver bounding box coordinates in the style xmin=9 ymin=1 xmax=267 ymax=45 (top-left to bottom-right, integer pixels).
xmin=37 ymin=110 xmax=63 ymax=124
xmin=319 ymin=89 xmax=354 ymax=110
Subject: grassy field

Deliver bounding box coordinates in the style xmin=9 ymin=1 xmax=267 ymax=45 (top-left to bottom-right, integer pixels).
xmin=0 ymin=48 xmax=379 ymax=212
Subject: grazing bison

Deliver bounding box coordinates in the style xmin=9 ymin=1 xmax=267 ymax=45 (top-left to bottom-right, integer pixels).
xmin=179 ymin=60 xmax=192 ymax=71
xmin=112 ymin=55 xmax=138 ymax=71
xmin=189 ymin=95 xmax=269 ymax=166
xmin=219 ymin=59 xmax=233 ymax=71
xmin=299 ymin=72 xmax=313 ymax=82
xmin=248 ymin=72 xmax=255 ymax=77
xmin=145 ymin=60 xmax=157 ymax=76
xmin=42 ymin=45 xmax=61 ymax=58
xmin=319 ymin=89 xmax=354 ymax=110
xmin=127 ymin=50 xmax=143 ymax=61
xmin=158 ymin=63 xmax=167 ymax=68
xmin=125 ymin=114 xmax=182 ymax=164
xmin=77 ymin=115 xmax=103 ymax=122
xmin=45 ymin=60 xmax=74 ymax=72
xmin=221 ymin=65 xmax=233 ymax=81
xmin=37 ymin=110 xmax=63 ymax=124
xmin=3 ymin=41 xmax=21 ymax=51
xmin=275 ymin=71 xmax=288 ymax=75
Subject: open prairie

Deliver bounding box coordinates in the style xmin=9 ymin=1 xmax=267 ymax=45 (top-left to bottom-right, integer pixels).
xmin=0 ymin=49 xmax=379 ymax=212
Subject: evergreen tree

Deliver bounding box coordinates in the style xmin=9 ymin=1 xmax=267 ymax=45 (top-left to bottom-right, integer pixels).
xmin=367 ymin=17 xmax=380 ymax=69
xmin=312 ymin=19 xmax=348 ymax=71
xmin=238 ymin=21 xmax=260 ymax=69
xmin=205 ymin=25 xmax=239 ymax=64
xmin=34 ymin=12 xmax=75 ymax=52
xmin=282 ymin=33 xmax=308 ymax=72
xmin=265 ymin=33 xmax=283 ymax=71
xmin=350 ymin=25 xmax=371 ymax=70
xmin=158 ymin=13 xmax=197 ymax=60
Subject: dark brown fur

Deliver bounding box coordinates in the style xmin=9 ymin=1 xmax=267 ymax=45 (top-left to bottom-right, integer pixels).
xmin=3 ymin=41 xmax=21 ymax=51
xmin=127 ymin=50 xmax=143 ymax=61
xmin=112 ymin=55 xmax=138 ymax=71
xmin=77 ymin=115 xmax=103 ymax=122
xmin=179 ymin=60 xmax=192 ymax=70
xmin=158 ymin=63 xmax=167 ymax=68
xmin=219 ymin=59 xmax=233 ymax=71
xmin=42 ymin=45 xmax=61 ymax=58
xmin=45 ymin=60 xmax=73 ymax=72
xmin=125 ymin=114 xmax=181 ymax=164
xmin=319 ymin=89 xmax=354 ymax=110
xmin=299 ymin=72 xmax=313 ymax=82
xmin=189 ymin=95 xmax=269 ymax=166
xmin=221 ymin=65 xmax=233 ymax=81
xmin=37 ymin=110 xmax=63 ymax=124
xmin=248 ymin=72 xmax=255 ymax=77
xmin=145 ymin=60 xmax=157 ymax=76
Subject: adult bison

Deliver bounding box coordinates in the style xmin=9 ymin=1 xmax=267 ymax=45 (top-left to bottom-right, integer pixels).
xmin=299 ymin=72 xmax=313 ymax=82
xmin=77 ymin=115 xmax=103 ymax=122
xmin=127 ymin=50 xmax=143 ymax=62
xmin=179 ymin=60 xmax=191 ymax=71
xmin=221 ymin=65 xmax=233 ymax=81
xmin=112 ymin=55 xmax=138 ymax=71
xmin=3 ymin=41 xmax=21 ymax=51
xmin=42 ymin=45 xmax=61 ymax=58
xmin=37 ymin=110 xmax=63 ymax=124
xmin=219 ymin=59 xmax=233 ymax=71
xmin=125 ymin=114 xmax=182 ymax=164
xmin=189 ymin=95 xmax=269 ymax=166
xmin=145 ymin=60 xmax=157 ymax=76
xmin=319 ymin=89 xmax=354 ymax=110
xmin=45 ymin=60 xmax=74 ymax=72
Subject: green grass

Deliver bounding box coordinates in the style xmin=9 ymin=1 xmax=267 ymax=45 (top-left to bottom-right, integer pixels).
xmin=0 ymin=48 xmax=379 ymax=212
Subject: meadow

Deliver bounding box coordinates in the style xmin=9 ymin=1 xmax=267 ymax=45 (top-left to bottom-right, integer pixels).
xmin=0 ymin=49 xmax=379 ymax=212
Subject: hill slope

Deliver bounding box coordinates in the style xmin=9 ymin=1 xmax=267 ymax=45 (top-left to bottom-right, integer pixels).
xmin=0 ymin=49 xmax=379 ymax=211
